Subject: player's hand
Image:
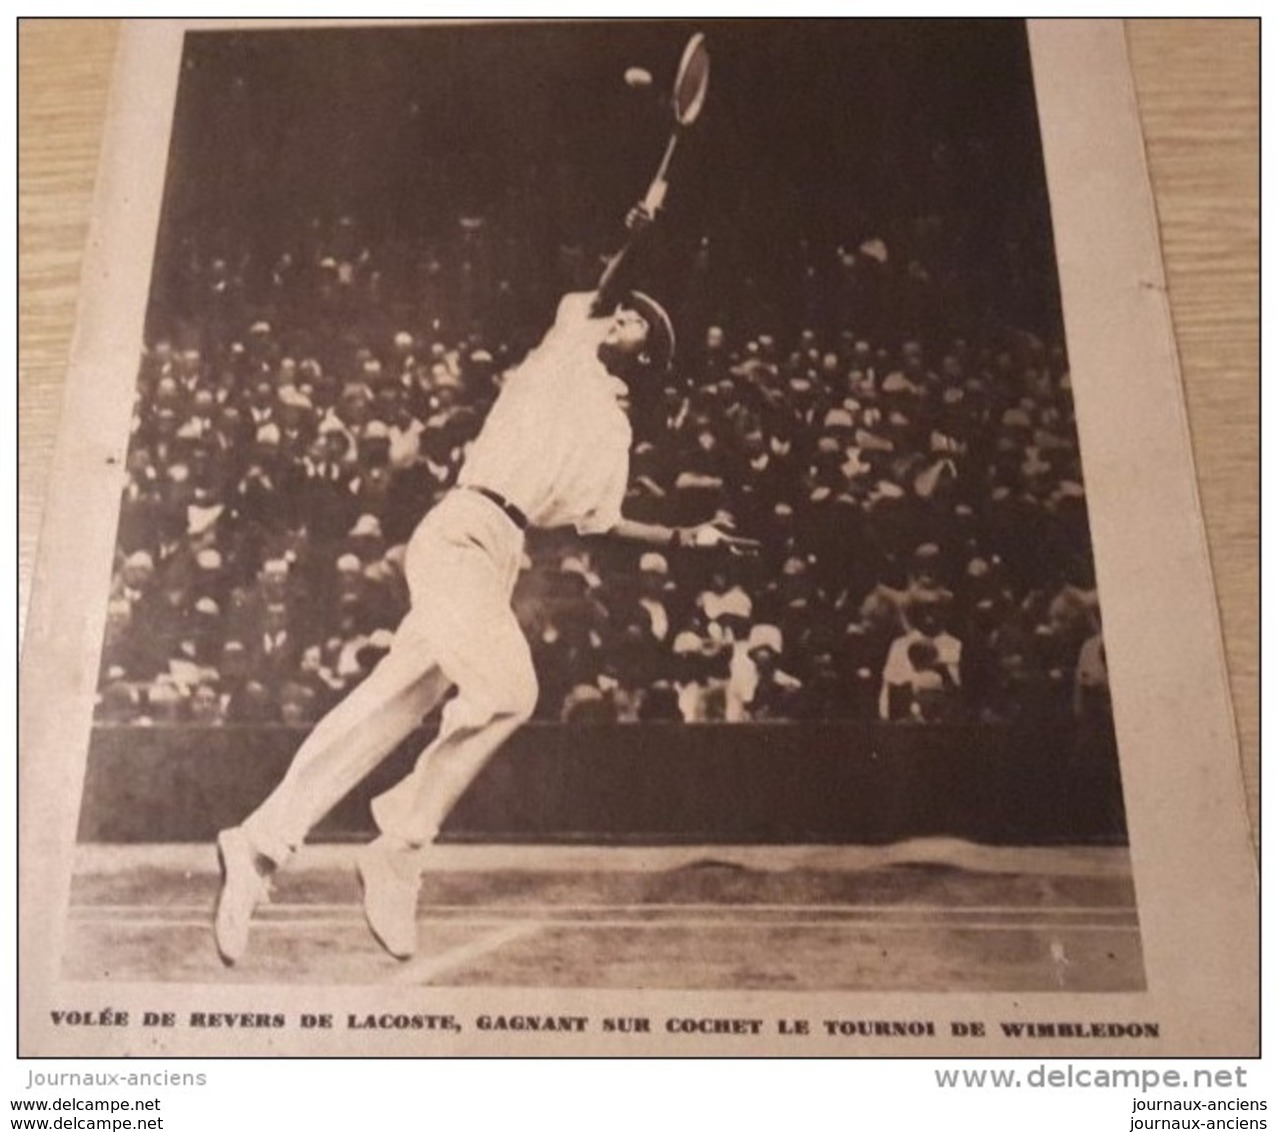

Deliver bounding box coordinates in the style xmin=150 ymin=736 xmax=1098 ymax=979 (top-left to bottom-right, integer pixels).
xmin=625 ymin=202 xmax=655 ymax=234
xmin=677 ymin=524 xmax=762 ymax=556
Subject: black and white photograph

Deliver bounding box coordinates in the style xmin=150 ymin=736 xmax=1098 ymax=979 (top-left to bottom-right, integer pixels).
xmin=18 ymin=18 xmax=1256 ymax=1058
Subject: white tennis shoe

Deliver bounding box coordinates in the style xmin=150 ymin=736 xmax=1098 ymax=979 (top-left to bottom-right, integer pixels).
xmin=357 ymin=836 xmax=422 ymax=960
xmin=214 ymin=826 xmax=271 ymax=966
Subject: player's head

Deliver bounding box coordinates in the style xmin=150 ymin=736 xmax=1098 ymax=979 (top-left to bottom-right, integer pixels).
xmin=599 ymin=291 xmax=675 ymax=377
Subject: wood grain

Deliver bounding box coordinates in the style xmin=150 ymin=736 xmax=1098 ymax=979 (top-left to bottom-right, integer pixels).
xmin=1126 ymin=19 xmax=1259 ymax=840
xmin=18 ymin=19 xmax=117 ymax=641
xmin=17 ymin=19 xmax=1258 ymax=834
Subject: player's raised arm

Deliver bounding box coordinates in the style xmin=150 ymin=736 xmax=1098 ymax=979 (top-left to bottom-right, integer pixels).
xmin=592 ymin=30 xmax=709 ymax=318
xmin=592 ymin=202 xmax=656 ymax=315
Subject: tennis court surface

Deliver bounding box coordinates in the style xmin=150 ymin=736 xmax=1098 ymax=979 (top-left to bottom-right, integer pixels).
xmin=63 ymin=839 xmax=1143 ymax=992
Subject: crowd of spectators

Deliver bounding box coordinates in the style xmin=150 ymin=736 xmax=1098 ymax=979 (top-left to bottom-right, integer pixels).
xmin=95 ymin=207 xmax=1108 ymax=735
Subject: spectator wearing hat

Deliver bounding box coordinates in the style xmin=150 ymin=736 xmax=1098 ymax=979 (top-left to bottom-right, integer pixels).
xmin=138 ymin=673 xmax=188 ymax=725
xmin=730 ymin=428 xmax=793 ymax=533
xmin=245 ymin=377 xmax=279 ymax=431
xmin=331 ymin=551 xmax=402 ymax=637
xmin=175 ymin=594 xmax=226 ymax=671
xmin=115 ymin=449 xmax=164 ymax=555
xmin=180 ymin=386 xmax=220 ymax=443
xmin=275 ymin=386 xmax=316 ymax=460
xmin=418 ymin=416 xmax=463 ymax=484
xmin=189 ymin=681 xmax=226 ymax=726
xmin=100 ymin=598 xmax=146 ymax=683
xmin=291 ymin=642 xmax=345 ymax=715
xmin=112 ymin=549 xmax=189 ymax=673
xmin=244 ymin=601 xmax=300 ymax=692
xmin=352 ymin=421 xmax=396 ymax=515
xmin=670 ymin=629 xmax=728 ymax=723
xmin=296 ymin=429 xmax=359 ymax=542
xmin=227 ymin=556 xmax=304 ymax=651
xmin=739 ymin=624 xmax=802 ymax=722
xmin=210 ymin=402 xmax=251 ymax=465
xmin=367 ymin=376 xmax=401 ymax=429
xmin=560 ymin=682 xmax=618 ymax=725
xmin=96 ymin=668 xmax=140 ymax=725
xmin=277 ymin=680 xmax=320 ymax=727
xmin=1047 ymin=556 xmax=1100 ymax=650
xmin=112 ymin=549 xmax=157 ymax=608
xmin=636 ymin=679 xmax=682 ymax=722
xmin=324 ymin=382 xmax=373 ymax=455
xmin=879 ymin=593 xmax=963 ymax=723
xmin=1074 ymin=631 xmax=1109 ymax=721
xmin=421 ymin=361 xmax=465 ymax=423
xmin=184 ymin=546 xmax=230 ymax=610
xmin=723 ymin=625 xmax=761 ymax=725
xmin=139 ymin=338 xmax=175 ymax=390
xmin=214 ymin=636 xmax=251 ymax=697
xmin=698 ymin=579 xmax=753 ymax=655
xmin=387 ymin=400 xmax=427 ymax=472
xmin=633 ymin=552 xmax=674 ymax=645
xmin=234 ymin=426 xmax=295 ymax=537
xmin=907 ymin=542 xmax=956 ymax=604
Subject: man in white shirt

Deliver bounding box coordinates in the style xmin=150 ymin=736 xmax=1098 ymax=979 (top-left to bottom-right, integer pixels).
xmin=214 ymin=220 xmax=758 ymax=965
xmin=878 ymin=596 xmax=963 ymax=723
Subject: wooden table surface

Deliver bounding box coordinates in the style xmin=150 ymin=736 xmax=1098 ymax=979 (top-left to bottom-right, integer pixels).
xmin=18 ymin=20 xmax=1258 ymax=837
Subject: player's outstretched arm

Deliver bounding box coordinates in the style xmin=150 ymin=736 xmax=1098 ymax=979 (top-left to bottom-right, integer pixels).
xmin=592 ymin=202 xmax=656 ymax=315
xmin=609 ymin=517 xmax=761 ymax=556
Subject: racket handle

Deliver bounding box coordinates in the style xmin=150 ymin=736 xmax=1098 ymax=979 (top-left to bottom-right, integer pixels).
xmin=641 ymin=131 xmax=681 ymax=216
xmin=643 ymin=177 xmax=670 ymax=215
xmin=595 ymin=244 xmax=631 ymax=305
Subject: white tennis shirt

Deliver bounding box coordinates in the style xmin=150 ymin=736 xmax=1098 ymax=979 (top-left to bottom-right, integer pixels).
xmin=459 ymin=292 xmax=633 ymax=535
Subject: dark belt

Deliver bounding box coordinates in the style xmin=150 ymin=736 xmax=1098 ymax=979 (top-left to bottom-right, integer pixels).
xmin=465 ymin=484 xmax=530 ymax=531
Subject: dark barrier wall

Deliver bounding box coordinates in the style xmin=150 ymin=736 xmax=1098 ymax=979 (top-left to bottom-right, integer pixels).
xmin=75 ymin=723 xmax=1127 ymax=846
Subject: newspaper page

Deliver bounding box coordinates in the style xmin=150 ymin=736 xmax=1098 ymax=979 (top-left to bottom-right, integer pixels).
xmin=17 ymin=18 xmax=1257 ymax=1058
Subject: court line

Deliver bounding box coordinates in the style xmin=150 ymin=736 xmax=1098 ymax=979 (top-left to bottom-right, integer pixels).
xmin=69 ymin=901 xmax=1138 ymax=918
xmin=73 ymin=841 xmax=1140 ymax=878
xmin=68 ymin=913 xmax=1140 ymax=934
xmin=388 ymin=921 xmax=547 ymax=985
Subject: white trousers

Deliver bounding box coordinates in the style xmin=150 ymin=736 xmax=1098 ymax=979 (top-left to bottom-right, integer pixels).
xmin=242 ymin=490 xmax=537 ymax=863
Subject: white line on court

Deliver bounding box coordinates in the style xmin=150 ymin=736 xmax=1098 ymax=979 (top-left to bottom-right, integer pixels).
xmin=69 ymin=913 xmax=1141 ymax=934
xmin=73 ymin=841 xmax=1139 ymax=876
xmin=388 ymin=921 xmax=547 ymax=984
xmin=70 ymin=901 xmax=1139 ymax=918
